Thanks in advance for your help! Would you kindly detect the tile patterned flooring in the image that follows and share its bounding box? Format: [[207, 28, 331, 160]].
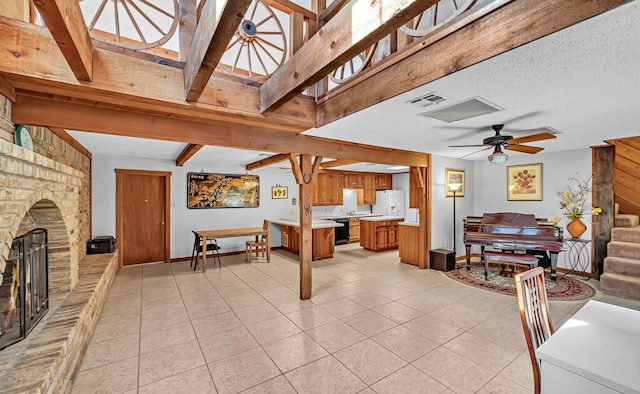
[[72, 244, 640, 394]]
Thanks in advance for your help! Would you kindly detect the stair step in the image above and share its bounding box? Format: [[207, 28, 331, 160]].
[[600, 272, 640, 300], [604, 256, 640, 277], [615, 214, 640, 228], [611, 226, 640, 243], [607, 241, 640, 260]]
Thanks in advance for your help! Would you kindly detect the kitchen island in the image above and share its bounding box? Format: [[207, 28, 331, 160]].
[[271, 218, 343, 260], [360, 216, 404, 251]]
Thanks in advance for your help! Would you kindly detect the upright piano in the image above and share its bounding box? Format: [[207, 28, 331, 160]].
[[463, 213, 563, 280]]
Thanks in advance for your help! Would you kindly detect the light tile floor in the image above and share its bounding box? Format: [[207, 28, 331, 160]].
[[72, 244, 640, 394]]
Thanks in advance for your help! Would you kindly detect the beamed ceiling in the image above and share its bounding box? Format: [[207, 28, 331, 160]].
[[1, 0, 637, 171]]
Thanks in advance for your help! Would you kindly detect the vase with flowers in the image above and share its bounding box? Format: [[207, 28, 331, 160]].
[[557, 175, 602, 238]]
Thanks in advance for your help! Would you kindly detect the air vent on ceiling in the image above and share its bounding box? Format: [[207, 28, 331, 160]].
[[418, 97, 504, 123], [406, 92, 447, 108]]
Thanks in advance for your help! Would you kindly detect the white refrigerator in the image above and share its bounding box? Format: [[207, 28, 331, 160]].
[[372, 190, 405, 217]]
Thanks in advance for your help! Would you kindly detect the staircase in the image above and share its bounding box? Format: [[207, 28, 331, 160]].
[[601, 207, 640, 299]]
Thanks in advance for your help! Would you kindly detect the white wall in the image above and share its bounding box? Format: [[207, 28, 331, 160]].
[[471, 148, 593, 269], [92, 154, 299, 258], [430, 156, 476, 255]]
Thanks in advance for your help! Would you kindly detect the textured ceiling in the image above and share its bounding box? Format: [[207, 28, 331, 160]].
[[69, 1, 640, 172]]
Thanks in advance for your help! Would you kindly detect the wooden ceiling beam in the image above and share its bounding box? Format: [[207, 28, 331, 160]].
[[48, 126, 91, 158], [0, 16, 315, 131], [317, 0, 628, 126], [32, 0, 93, 81], [260, 0, 436, 112], [246, 153, 290, 170], [0, 74, 16, 102], [184, 0, 252, 102], [263, 0, 316, 20], [12, 94, 430, 167], [176, 143, 204, 166], [320, 159, 359, 168]]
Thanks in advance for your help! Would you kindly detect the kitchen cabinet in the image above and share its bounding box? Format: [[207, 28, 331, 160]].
[[360, 219, 402, 251], [313, 172, 344, 206], [329, 173, 344, 205], [343, 172, 365, 189], [278, 224, 335, 260], [349, 217, 360, 243], [375, 174, 392, 190], [313, 172, 330, 205]]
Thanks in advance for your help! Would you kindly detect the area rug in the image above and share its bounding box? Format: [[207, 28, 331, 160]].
[[445, 263, 595, 301]]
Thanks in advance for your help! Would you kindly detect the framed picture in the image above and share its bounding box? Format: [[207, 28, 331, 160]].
[[271, 186, 288, 199], [187, 172, 259, 209], [445, 168, 465, 197], [507, 163, 543, 201]]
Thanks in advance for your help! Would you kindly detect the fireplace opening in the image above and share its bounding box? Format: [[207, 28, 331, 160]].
[[0, 229, 49, 350]]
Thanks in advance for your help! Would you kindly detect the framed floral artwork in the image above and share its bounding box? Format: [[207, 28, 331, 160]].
[[271, 186, 288, 199], [445, 168, 465, 197], [507, 163, 543, 201]]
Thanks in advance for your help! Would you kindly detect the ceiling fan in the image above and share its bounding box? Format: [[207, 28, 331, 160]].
[[449, 124, 556, 163]]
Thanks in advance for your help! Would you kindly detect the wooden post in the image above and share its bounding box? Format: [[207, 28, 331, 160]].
[[592, 145, 614, 278], [289, 154, 322, 299], [179, 0, 196, 62], [411, 162, 431, 269]]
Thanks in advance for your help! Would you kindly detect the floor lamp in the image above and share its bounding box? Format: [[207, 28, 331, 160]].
[[448, 183, 463, 255]]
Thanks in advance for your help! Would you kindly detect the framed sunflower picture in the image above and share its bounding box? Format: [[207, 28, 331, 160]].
[[271, 186, 288, 199], [507, 163, 543, 201]]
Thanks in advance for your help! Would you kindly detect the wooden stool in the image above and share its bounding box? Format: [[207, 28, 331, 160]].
[[483, 251, 539, 280]]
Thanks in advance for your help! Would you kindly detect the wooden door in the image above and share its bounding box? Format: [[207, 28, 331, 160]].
[[116, 169, 171, 266]]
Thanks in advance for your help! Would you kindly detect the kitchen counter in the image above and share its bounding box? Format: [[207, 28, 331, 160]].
[[314, 213, 381, 220], [399, 222, 419, 227], [271, 218, 344, 229], [274, 220, 338, 260], [360, 216, 404, 222]]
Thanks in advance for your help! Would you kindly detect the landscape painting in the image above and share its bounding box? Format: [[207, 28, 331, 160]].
[[187, 173, 260, 209]]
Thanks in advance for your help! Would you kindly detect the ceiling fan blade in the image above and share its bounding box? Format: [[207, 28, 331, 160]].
[[448, 144, 487, 148], [499, 110, 544, 125], [508, 132, 556, 145], [505, 144, 544, 154], [458, 146, 493, 159]]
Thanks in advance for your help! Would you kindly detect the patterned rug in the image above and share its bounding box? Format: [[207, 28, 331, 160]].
[[445, 263, 595, 301]]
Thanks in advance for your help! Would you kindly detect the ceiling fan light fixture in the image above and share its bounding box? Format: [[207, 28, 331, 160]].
[[488, 151, 508, 164]]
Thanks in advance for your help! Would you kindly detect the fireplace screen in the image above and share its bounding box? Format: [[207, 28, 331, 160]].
[[0, 228, 49, 350]]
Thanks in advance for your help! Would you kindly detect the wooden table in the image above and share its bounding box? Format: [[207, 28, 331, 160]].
[[195, 227, 270, 272], [536, 300, 640, 393]]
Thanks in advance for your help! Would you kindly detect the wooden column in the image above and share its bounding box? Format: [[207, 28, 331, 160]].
[[289, 153, 322, 299], [411, 162, 430, 269], [592, 145, 615, 278], [179, 0, 196, 62]]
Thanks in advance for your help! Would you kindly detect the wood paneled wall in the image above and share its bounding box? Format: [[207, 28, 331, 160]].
[[611, 137, 640, 216]]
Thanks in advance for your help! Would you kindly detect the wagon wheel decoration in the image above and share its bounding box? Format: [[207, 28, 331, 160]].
[[219, 0, 287, 81], [329, 42, 378, 84], [79, 0, 179, 50], [400, 0, 476, 37]]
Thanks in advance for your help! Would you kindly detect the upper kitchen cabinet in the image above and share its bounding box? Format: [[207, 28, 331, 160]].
[[375, 174, 392, 190]]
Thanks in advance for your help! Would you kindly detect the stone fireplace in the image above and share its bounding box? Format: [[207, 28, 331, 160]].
[[0, 95, 109, 392]]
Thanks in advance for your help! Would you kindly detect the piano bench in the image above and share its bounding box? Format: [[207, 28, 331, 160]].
[[483, 252, 539, 280]]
